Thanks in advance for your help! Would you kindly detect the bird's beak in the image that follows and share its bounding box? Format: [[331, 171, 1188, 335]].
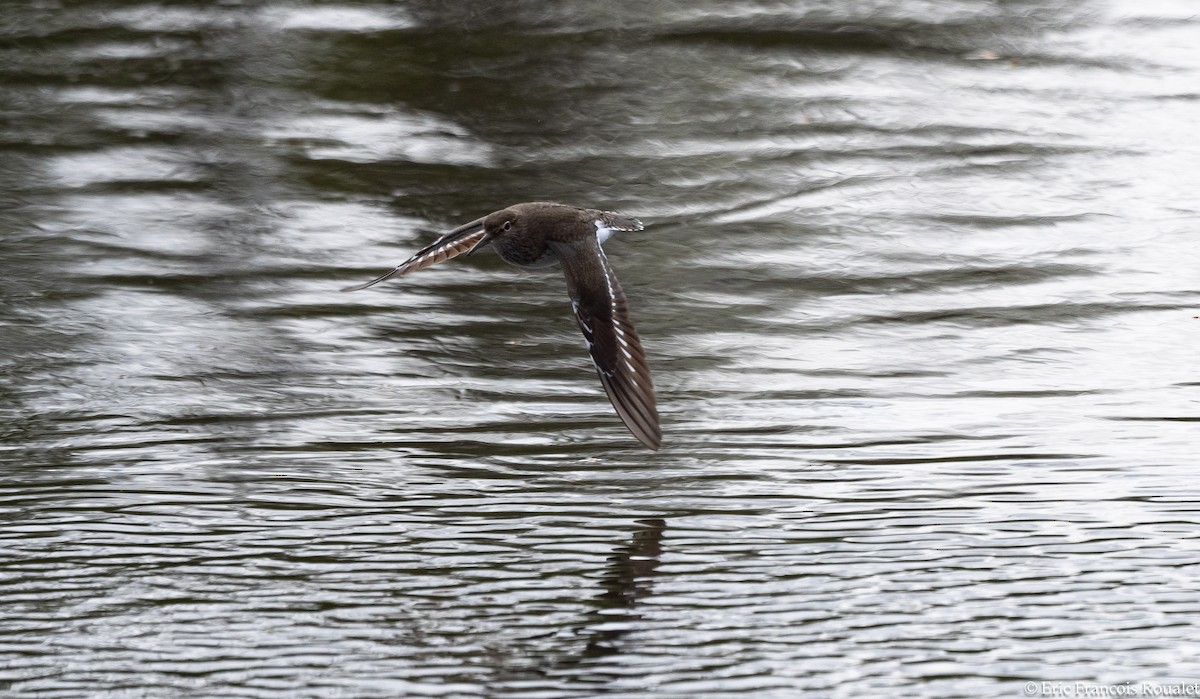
[[464, 230, 493, 256]]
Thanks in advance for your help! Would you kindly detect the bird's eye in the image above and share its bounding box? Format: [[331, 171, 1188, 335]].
[[502, 220, 513, 232]]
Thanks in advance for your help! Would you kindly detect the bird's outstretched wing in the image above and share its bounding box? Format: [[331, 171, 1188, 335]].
[[553, 235, 661, 450], [341, 216, 488, 292]]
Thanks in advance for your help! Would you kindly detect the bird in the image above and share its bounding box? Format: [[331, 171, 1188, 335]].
[[342, 202, 662, 450]]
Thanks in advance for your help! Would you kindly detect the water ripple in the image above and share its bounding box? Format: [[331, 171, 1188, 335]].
[[4, 0, 1200, 696]]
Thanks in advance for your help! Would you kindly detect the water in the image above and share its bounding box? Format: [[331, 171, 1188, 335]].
[[2, 1, 1199, 696]]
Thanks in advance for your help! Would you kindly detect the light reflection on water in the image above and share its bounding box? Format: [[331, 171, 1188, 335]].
[[2, 0, 1200, 696]]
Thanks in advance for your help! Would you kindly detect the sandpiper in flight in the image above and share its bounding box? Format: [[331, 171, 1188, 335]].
[[342, 202, 662, 450]]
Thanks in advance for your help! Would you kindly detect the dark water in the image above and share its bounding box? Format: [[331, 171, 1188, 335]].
[[3, 1, 1199, 696]]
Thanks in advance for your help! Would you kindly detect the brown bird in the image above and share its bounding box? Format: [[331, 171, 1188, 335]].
[[343, 202, 661, 450]]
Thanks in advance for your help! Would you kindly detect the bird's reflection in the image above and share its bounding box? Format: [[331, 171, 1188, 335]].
[[519, 517, 668, 688], [580, 517, 667, 658]]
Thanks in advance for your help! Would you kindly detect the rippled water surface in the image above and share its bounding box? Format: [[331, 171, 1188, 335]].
[[3, 1, 1199, 696]]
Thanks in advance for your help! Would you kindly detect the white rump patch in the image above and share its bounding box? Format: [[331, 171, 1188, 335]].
[[594, 220, 615, 245]]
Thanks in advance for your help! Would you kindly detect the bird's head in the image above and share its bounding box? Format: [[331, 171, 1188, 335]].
[[481, 209, 518, 242]]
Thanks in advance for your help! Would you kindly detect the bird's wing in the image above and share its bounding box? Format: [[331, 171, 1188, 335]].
[[597, 211, 645, 233], [553, 235, 661, 450], [341, 216, 488, 292]]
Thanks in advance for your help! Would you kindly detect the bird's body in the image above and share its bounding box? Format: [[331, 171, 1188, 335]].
[[343, 202, 661, 450]]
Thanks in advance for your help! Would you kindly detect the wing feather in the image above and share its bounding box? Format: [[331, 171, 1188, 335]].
[[554, 236, 661, 450], [341, 217, 487, 292]]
